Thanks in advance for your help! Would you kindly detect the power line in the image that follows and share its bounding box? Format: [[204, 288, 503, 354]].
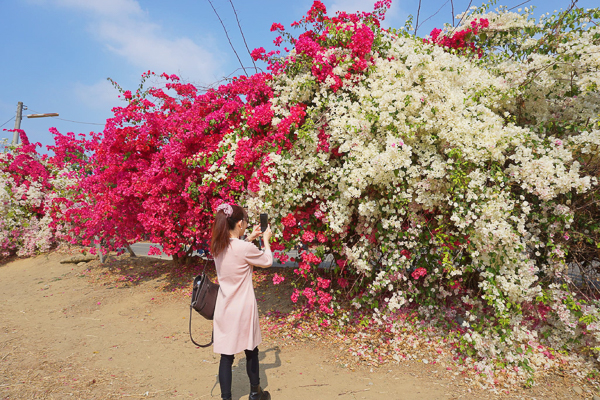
[[207, 0, 248, 77], [417, 0, 451, 32], [508, 0, 532, 11], [0, 116, 15, 128], [53, 117, 104, 126], [228, 0, 257, 74], [28, 108, 104, 126]]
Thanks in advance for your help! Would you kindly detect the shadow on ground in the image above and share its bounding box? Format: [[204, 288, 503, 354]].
[[78, 253, 297, 315]]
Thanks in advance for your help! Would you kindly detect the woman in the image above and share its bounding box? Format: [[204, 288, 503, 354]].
[[211, 203, 273, 400]]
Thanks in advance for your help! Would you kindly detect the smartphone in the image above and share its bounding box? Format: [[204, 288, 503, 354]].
[[260, 213, 268, 232]]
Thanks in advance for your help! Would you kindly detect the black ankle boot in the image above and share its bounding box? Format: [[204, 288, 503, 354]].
[[249, 385, 271, 400]]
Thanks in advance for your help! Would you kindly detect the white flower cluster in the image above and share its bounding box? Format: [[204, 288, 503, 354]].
[[257, 7, 598, 376], [0, 154, 74, 258], [207, 5, 600, 379]]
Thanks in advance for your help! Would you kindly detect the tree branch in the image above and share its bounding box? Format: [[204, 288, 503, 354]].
[[414, 0, 422, 36]]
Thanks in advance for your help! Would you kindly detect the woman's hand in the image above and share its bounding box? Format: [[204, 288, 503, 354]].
[[263, 226, 272, 243], [246, 225, 263, 242]]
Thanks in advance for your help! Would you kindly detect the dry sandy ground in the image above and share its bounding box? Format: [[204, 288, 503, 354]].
[[0, 252, 594, 399]]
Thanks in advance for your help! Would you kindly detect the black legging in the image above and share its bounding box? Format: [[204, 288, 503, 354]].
[[219, 347, 260, 399]]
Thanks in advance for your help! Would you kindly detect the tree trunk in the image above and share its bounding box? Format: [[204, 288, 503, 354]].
[[125, 244, 136, 257], [94, 236, 105, 263]]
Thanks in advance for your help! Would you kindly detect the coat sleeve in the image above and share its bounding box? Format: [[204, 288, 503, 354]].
[[244, 242, 273, 268]]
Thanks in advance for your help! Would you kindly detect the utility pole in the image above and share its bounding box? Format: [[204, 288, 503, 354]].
[[7, 103, 58, 149], [11, 102, 24, 146]]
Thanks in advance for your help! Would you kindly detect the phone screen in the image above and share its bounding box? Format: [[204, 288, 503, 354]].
[[260, 213, 268, 232]]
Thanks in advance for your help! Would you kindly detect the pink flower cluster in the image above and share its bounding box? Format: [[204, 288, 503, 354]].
[[7, 0, 390, 315], [428, 18, 489, 57], [301, 251, 322, 265], [254, 0, 385, 93], [52, 70, 291, 259], [270, 22, 285, 32], [316, 277, 330, 289], [282, 213, 297, 227], [0, 129, 88, 258], [411, 267, 428, 280], [275, 252, 290, 263], [337, 277, 349, 288], [148, 246, 162, 256], [291, 289, 300, 303], [302, 230, 315, 242], [272, 273, 285, 285]]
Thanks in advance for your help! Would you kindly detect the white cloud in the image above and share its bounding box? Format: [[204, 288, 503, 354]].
[[55, 0, 143, 18], [73, 79, 123, 111], [96, 20, 221, 83], [52, 0, 224, 84]]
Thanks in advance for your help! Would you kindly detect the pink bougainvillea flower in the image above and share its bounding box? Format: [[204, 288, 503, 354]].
[[272, 273, 285, 285], [317, 232, 327, 243], [317, 277, 330, 289], [251, 47, 267, 61], [148, 246, 162, 256], [270, 22, 285, 32], [302, 230, 315, 243], [291, 289, 300, 303], [411, 267, 428, 280], [282, 213, 297, 227], [337, 278, 349, 288]]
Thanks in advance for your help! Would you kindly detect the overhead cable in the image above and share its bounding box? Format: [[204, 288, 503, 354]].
[[0, 116, 15, 128]]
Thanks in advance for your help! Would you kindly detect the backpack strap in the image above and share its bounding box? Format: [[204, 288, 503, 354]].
[[189, 303, 214, 348]]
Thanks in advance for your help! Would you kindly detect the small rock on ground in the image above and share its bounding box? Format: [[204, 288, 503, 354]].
[[60, 255, 97, 264]]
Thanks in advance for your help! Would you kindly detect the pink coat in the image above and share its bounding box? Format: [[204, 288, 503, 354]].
[[213, 238, 273, 355]]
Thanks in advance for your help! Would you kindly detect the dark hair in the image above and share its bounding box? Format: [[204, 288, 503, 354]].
[[210, 204, 248, 257]]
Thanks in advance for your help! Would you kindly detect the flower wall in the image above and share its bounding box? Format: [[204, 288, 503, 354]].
[[2, 0, 599, 384], [58, 72, 277, 260], [199, 1, 600, 380], [0, 131, 81, 259]]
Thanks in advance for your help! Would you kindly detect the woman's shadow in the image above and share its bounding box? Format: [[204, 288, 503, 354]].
[[211, 346, 282, 399]]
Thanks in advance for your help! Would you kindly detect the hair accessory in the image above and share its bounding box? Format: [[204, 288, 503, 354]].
[[216, 203, 233, 218]]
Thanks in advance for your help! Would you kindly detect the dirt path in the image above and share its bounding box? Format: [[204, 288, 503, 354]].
[[0, 252, 589, 399]]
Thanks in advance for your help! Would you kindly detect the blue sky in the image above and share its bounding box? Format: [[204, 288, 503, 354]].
[[1, 0, 595, 152]]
